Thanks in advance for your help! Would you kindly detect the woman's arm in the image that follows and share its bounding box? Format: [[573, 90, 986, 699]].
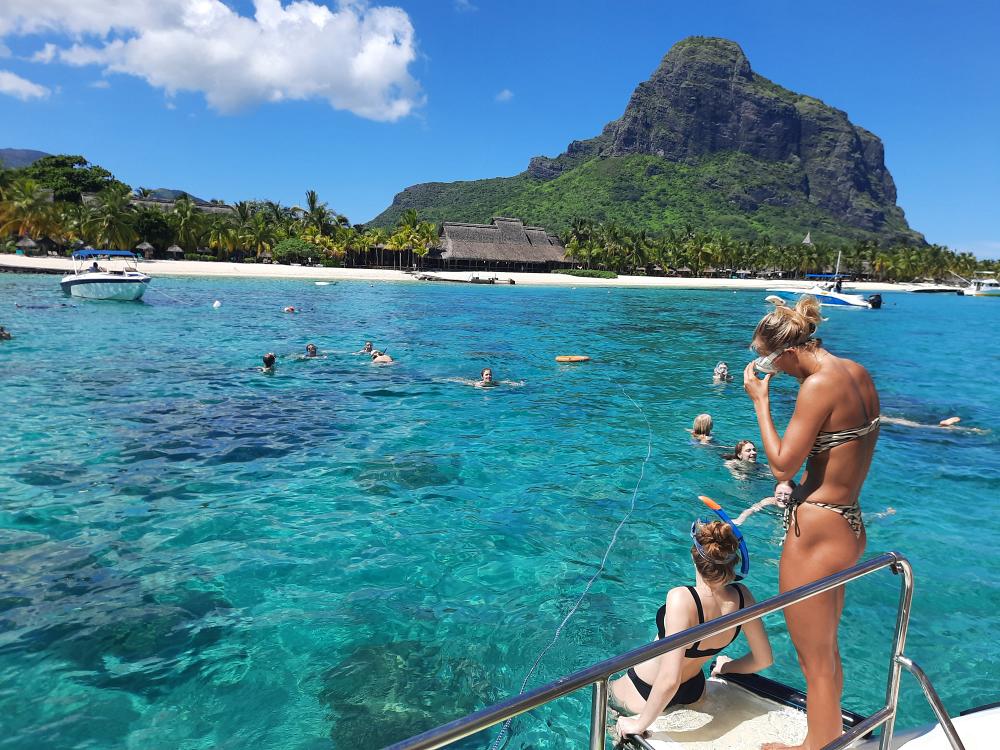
[[617, 588, 692, 735], [734, 497, 777, 525], [742, 363, 831, 481], [713, 585, 773, 675]]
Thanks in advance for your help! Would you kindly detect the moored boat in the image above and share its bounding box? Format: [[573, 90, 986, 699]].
[[766, 283, 881, 309], [959, 273, 1000, 297], [904, 280, 962, 294], [59, 250, 151, 301]]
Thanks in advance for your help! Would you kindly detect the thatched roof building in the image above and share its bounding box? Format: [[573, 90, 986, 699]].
[[435, 217, 568, 270]]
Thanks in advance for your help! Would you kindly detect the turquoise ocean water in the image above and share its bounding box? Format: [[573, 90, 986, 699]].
[[1, 273, 998, 749]]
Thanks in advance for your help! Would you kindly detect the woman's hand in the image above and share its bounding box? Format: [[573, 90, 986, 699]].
[[616, 715, 648, 738], [711, 655, 733, 678], [743, 361, 772, 403]]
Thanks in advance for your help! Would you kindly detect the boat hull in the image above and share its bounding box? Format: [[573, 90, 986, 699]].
[[60, 275, 150, 300], [767, 287, 873, 308]]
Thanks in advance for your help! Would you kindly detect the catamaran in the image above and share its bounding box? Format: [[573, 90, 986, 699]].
[[60, 249, 151, 301]]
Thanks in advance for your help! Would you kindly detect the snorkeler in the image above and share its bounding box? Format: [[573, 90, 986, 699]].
[[305, 343, 318, 358], [476, 368, 496, 388], [0, 326, 11, 341], [713, 362, 733, 382], [688, 413, 713, 444], [356, 341, 374, 355], [261, 352, 277, 372], [612, 504, 772, 739], [371, 350, 393, 364]]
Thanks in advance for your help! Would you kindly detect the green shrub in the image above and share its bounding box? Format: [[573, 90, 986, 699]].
[[243, 258, 257, 264], [271, 237, 314, 265], [551, 268, 618, 279]]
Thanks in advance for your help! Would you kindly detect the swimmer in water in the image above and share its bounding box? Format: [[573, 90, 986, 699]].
[[371, 350, 393, 364], [688, 413, 713, 444], [723, 440, 757, 463], [713, 362, 733, 383], [735, 480, 797, 525], [356, 341, 374, 355], [305, 343, 318, 358], [261, 352, 277, 373], [476, 368, 497, 388], [283, 306, 296, 313], [880, 415, 986, 433], [0, 326, 11, 341]]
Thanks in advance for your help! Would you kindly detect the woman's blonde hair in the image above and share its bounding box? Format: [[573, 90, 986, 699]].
[[691, 520, 741, 584], [692, 413, 713, 436], [752, 296, 823, 355]]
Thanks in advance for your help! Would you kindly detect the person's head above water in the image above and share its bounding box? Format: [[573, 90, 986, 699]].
[[262, 352, 276, 368], [692, 413, 713, 437], [480, 367, 493, 383], [774, 479, 796, 505], [362, 341, 373, 353], [305, 343, 318, 357], [690, 519, 742, 584], [731, 439, 757, 462], [751, 296, 823, 376], [714, 362, 730, 378]]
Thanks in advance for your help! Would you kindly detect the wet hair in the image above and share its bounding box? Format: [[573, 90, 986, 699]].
[[306, 343, 317, 352], [775, 479, 797, 492], [723, 439, 756, 461], [262, 353, 276, 367], [690, 520, 741, 584], [751, 296, 823, 355], [692, 413, 713, 436], [481, 368, 492, 378]]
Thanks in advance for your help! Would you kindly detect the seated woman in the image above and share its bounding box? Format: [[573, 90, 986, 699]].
[[713, 362, 733, 382], [612, 519, 773, 738], [688, 413, 714, 444], [735, 480, 796, 525]]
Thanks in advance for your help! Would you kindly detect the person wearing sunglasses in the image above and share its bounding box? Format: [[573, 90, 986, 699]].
[[743, 295, 879, 750], [612, 513, 773, 739]]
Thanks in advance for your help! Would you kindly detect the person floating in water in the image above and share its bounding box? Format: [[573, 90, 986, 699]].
[[0, 326, 11, 341], [283, 306, 296, 313], [713, 362, 733, 382], [611, 518, 773, 739], [880, 415, 986, 434], [261, 352, 277, 373], [688, 413, 713, 444], [356, 341, 374, 355], [476, 368, 497, 388], [370, 350, 393, 364], [305, 343, 318, 358], [723, 439, 757, 463], [735, 480, 797, 525]]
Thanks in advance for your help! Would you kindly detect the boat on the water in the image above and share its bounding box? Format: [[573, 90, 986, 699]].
[[387, 552, 992, 750], [903, 280, 963, 294], [766, 282, 881, 309], [960, 273, 1000, 297], [60, 250, 151, 301]]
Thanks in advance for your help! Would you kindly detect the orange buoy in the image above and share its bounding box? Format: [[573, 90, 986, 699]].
[[555, 355, 591, 363]]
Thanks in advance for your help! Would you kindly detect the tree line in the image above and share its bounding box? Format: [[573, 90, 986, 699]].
[[2, 155, 996, 281]]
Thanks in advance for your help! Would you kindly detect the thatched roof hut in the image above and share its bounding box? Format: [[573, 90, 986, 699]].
[[437, 218, 567, 269]]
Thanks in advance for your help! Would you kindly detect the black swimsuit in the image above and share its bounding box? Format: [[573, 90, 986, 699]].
[[627, 584, 745, 705]]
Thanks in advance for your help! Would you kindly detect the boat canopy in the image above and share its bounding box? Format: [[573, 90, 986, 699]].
[[72, 250, 137, 259]]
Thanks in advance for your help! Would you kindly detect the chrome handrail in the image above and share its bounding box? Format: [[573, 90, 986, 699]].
[[386, 552, 948, 750]]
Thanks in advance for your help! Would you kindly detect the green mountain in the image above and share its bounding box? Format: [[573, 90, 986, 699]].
[[0, 148, 50, 169], [371, 37, 923, 245]]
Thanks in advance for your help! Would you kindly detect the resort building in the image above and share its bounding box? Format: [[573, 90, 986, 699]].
[[428, 217, 570, 272]]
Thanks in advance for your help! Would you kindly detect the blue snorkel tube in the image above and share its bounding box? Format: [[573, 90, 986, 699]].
[[691, 495, 750, 580]]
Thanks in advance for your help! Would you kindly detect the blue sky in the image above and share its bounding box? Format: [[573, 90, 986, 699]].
[[0, 0, 997, 256]]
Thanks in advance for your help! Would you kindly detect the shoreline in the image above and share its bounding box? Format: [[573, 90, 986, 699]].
[[0, 254, 909, 292]]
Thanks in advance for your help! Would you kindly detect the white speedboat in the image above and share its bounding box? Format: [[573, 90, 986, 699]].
[[960, 273, 1000, 297], [60, 250, 150, 301], [904, 281, 962, 294], [766, 282, 881, 309]]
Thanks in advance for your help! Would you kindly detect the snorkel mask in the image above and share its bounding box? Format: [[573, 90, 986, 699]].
[[752, 348, 786, 376], [690, 495, 750, 580]]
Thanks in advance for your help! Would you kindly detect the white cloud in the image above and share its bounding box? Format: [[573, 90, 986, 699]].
[[0, 69, 50, 99], [495, 88, 513, 102], [0, 42, 10, 58], [0, 0, 423, 121], [31, 43, 57, 63], [454, 0, 477, 11], [89, 79, 110, 89]]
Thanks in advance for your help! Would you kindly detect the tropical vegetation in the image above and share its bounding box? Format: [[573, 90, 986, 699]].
[[1, 154, 997, 282]]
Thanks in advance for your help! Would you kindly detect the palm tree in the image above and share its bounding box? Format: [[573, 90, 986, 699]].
[[170, 196, 206, 251], [0, 177, 53, 239], [295, 190, 334, 236], [239, 213, 274, 259], [84, 184, 137, 249]]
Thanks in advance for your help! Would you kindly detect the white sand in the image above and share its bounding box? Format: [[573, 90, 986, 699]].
[[0, 254, 903, 292]]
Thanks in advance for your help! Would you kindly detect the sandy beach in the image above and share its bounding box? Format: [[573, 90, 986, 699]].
[[0, 254, 906, 292]]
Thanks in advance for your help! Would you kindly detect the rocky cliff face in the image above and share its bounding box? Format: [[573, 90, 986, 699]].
[[373, 37, 921, 244]]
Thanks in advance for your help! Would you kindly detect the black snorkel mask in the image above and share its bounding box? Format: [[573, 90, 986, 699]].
[[690, 495, 750, 581]]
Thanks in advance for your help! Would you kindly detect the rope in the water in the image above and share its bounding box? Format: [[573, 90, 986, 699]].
[[145, 287, 188, 305], [488, 383, 653, 750]]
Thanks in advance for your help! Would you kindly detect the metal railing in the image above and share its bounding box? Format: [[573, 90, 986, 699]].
[[386, 552, 964, 750]]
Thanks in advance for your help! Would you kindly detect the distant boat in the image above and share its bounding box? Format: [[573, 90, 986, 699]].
[[768, 249, 880, 308], [60, 250, 150, 301], [960, 272, 1000, 297], [903, 281, 962, 294]]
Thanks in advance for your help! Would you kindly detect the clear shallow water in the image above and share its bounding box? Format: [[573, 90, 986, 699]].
[[1, 274, 998, 749]]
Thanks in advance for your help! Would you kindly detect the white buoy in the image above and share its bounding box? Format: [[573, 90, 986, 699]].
[[212, 300, 222, 308], [315, 281, 330, 286]]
